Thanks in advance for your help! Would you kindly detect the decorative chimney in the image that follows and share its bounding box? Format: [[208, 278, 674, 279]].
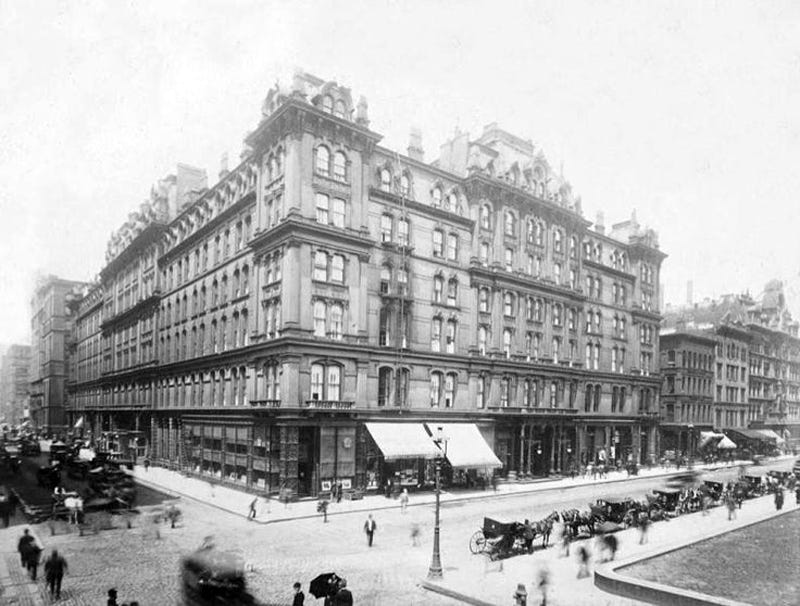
[[356, 95, 369, 127], [595, 212, 605, 235], [407, 127, 424, 162], [219, 152, 229, 180]]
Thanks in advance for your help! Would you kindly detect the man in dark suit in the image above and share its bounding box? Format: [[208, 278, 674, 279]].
[[364, 514, 377, 547], [291, 581, 304, 606], [331, 578, 353, 606]]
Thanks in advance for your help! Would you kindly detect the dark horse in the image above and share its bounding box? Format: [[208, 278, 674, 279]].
[[532, 511, 560, 548]]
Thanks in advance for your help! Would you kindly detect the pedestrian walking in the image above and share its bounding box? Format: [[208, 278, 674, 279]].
[[331, 577, 353, 606], [292, 581, 305, 606], [364, 513, 377, 547], [599, 534, 618, 562], [774, 486, 784, 511], [795, 484, 800, 505], [335, 480, 343, 504], [410, 523, 420, 546], [638, 515, 650, 545], [107, 588, 119, 606], [143, 457, 150, 472], [248, 497, 258, 520], [399, 488, 409, 513], [43, 549, 67, 600], [17, 528, 34, 567], [576, 545, 591, 579], [725, 491, 737, 521]]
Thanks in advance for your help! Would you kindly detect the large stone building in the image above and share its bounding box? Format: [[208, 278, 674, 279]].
[[29, 276, 89, 431], [662, 280, 800, 452], [0, 344, 31, 424], [68, 72, 665, 496]]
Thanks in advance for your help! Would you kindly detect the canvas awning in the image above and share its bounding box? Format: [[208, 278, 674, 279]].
[[365, 423, 441, 460], [730, 428, 773, 443], [754, 429, 783, 444], [717, 436, 737, 449], [699, 431, 725, 448], [428, 423, 502, 469]]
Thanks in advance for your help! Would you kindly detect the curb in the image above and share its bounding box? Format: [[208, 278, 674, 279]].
[[421, 580, 498, 606], [594, 502, 800, 606], [129, 458, 788, 525]]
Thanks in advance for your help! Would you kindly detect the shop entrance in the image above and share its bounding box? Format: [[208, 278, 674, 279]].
[[297, 426, 315, 496]]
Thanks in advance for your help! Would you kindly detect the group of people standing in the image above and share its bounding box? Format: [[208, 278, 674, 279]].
[[16, 528, 68, 600]]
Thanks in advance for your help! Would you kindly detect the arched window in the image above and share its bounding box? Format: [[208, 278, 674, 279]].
[[334, 99, 346, 119], [504, 211, 516, 236], [480, 205, 491, 229], [315, 146, 330, 176], [447, 278, 458, 306], [431, 317, 442, 352], [433, 275, 444, 303], [330, 303, 343, 340], [500, 377, 510, 407], [430, 372, 442, 407], [333, 151, 347, 181], [400, 173, 411, 197], [310, 362, 341, 401], [322, 95, 334, 113], [478, 325, 489, 355], [527, 219, 536, 243], [554, 229, 563, 253], [432, 187, 442, 206], [479, 242, 490, 266], [444, 373, 456, 407], [503, 292, 515, 317], [478, 288, 490, 313], [446, 192, 457, 211], [380, 167, 392, 190], [242, 266, 249, 294], [503, 328, 512, 358], [378, 367, 393, 407], [446, 319, 457, 353]]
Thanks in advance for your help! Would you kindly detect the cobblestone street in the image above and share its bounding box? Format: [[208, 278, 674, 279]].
[[1, 458, 793, 605]]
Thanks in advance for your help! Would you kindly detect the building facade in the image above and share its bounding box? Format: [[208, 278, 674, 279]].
[[68, 72, 665, 496], [0, 344, 31, 424], [658, 332, 716, 454], [662, 281, 800, 452], [29, 276, 89, 431]]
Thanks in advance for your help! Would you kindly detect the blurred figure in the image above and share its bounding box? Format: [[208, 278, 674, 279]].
[[331, 577, 352, 606], [399, 488, 409, 513], [725, 491, 737, 521], [410, 523, 421, 546], [774, 486, 784, 510], [638, 515, 650, 545], [535, 565, 550, 606], [576, 545, 591, 578]]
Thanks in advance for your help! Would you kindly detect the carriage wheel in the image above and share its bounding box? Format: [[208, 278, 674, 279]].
[[469, 531, 487, 554]]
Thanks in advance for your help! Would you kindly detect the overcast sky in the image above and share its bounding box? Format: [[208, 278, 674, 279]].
[[1, 0, 799, 344]]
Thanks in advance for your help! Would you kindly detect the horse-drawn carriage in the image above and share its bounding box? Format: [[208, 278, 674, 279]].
[[650, 489, 683, 514], [469, 517, 528, 560], [37, 463, 62, 488], [703, 480, 724, 501], [741, 475, 765, 498], [591, 497, 635, 524], [87, 466, 136, 507]]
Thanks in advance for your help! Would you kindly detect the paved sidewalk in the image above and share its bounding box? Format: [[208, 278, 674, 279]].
[[128, 458, 788, 524], [0, 528, 46, 606], [422, 493, 799, 606]]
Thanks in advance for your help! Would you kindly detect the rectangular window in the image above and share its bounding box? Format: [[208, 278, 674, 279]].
[[430, 374, 441, 407], [432, 230, 443, 257], [331, 198, 346, 228], [447, 233, 458, 261], [380, 215, 393, 243], [444, 374, 455, 407], [316, 193, 329, 224]]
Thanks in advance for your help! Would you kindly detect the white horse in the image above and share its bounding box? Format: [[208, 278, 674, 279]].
[[64, 496, 83, 524]]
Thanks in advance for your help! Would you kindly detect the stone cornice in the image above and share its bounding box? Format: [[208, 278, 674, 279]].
[[249, 212, 375, 257], [583, 259, 636, 282], [468, 263, 587, 303], [464, 173, 591, 231], [101, 292, 161, 332], [159, 191, 256, 267], [369, 186, 474, 228], [100, 222, 167, 281]]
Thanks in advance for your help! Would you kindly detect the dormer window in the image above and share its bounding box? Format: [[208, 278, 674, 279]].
[[432, 187, 442, 207], [334, 99, 346, 119], [322, 95, 334, 113], [380, 168, 392, 190]]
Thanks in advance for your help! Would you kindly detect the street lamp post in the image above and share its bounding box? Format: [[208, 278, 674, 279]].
[[428, 426, 448, 580]]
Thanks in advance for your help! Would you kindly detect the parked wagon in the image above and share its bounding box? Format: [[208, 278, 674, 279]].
[[703, 480, 724, 501], [742, 475, 765, 497], [652, 489, 682, 512], [592, 497, 635, 524], [469, 517, 528, 560]]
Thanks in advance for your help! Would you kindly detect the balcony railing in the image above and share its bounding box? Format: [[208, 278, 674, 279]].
[[487, 406, 579, 416], [250, 400, 282, 408], [304, 400, 355, 410]]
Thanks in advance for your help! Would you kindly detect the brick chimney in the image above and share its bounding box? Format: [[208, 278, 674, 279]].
[[595, 212, 605, 235], [407, 127, 424, 162]]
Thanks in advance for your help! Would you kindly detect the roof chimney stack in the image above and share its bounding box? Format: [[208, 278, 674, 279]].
[[219, 152, 229, 180], [687, 280, 694, 306], [595, 211, 605, 235], [407, 127, 424, 162]]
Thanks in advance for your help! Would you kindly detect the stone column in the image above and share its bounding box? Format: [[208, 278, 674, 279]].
[[549, 424, 556, 474], [518, 423, 525, 475]]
